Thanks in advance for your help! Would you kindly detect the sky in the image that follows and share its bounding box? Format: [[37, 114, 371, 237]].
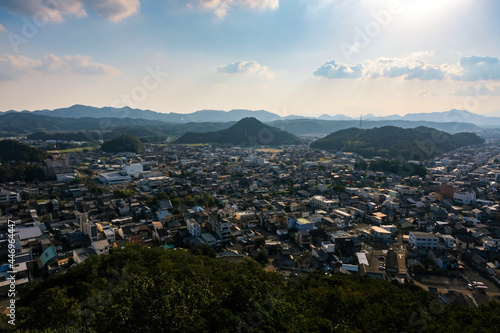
[[1, 0, 500, 117]]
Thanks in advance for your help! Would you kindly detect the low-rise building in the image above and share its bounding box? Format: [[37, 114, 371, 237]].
[[409, 231, 439, 250]]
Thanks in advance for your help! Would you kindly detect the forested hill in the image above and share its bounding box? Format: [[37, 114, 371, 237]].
[[0, 140, 48, 163], [7, 245, 500, 333], [310, 126, 484, 159], [100, 134, 144, 153], [176, 117, 301, 145]]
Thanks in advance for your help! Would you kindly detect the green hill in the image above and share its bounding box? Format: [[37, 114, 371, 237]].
[[9, 245, 500, 333], [0, 140, 48, 163], [100, 134, 144, 153], [310, 126, 484, 159], [176, 117, 300, 145]]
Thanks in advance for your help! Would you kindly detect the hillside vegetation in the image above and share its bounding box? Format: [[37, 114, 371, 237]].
[[310, 126, 484, 159], [100, 134, 144, 153], [6, 245, 500, 333], [176, 117, 300, 145], [0, 140, 48, 163]]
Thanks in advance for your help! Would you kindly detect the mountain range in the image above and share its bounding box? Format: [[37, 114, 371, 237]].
[[2, 105, 500, 127]]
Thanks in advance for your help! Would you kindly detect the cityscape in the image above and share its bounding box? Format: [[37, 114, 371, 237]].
[[1, 0, 500, 332]]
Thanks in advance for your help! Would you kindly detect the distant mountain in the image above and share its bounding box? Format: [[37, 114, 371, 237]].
[[363, 109, 500, 126], [310, 126, 484, 159], [318, 114, 354, 120], [30, 104, 167, 121], [3, 104, 500, 127], [0, 112, 163, 136], [175, 117, 300, 145], [3, 105, 282, 123]]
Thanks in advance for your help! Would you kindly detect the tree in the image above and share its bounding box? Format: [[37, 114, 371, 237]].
[[100, 134, 144, 153], [255, 249, 269, 265], [191, 244, 217, 258]]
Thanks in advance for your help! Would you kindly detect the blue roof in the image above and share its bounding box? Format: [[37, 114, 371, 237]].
[[41, 246, 57, 267]]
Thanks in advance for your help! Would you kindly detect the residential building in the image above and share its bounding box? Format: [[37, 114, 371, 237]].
[[409, 231, 439, 250]]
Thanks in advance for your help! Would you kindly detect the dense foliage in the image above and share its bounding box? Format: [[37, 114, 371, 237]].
[[366, 159, 428, 177], [271, 119, 478, 135], [176, 117, 301, 145], [0, 140, 48, 163], [310, 126, 484, 159], [100, 134, 144, 153], [0, 162, 45, 182], [7, 245, 500, 333], [25, 123, 236, 143]]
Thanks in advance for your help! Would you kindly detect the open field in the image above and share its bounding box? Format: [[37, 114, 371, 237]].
[[59, 147, 96, 153]]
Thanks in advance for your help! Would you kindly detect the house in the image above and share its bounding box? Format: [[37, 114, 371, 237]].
[[73, 247, 96, 264], [153, 228, 169, 243], [91, 239, 110, 255], [310, 195, 339, 210], [367, 226, 390, 242], [295, 230, 311, 247], [208, 212, 231, 244], [201, 232, 217, 246], [453, 192, 476, 205], [186, 218, 201, 237]]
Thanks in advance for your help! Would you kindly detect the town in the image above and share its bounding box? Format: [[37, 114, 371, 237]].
[[1, 138, 500, 310]]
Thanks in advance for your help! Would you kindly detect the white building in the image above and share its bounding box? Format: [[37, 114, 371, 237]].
[[98, 171, 131, 185], [395, 185, 418, 196], [186, 219, 201, 237], [96, 222, 116, 243], [409, 231, 439, 250], [79, 214, 98, 242], [91, 239, 110, 255], [124, 163, 144, 177], [310, 195, 339, 210], [380, 224, 397, 234], [371, 226, 392, 241], [441, 235, 455, 248], [0, 188, 20, 203], [453, 192, 476, 205]]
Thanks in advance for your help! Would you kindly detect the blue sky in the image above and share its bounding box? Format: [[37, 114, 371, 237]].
[[1, 0, 500, 117]]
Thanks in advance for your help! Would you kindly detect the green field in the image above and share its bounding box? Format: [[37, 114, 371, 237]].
[[59, 147, 96, 153]]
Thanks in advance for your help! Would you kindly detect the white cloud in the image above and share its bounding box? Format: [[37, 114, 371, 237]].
[[313, 60, 363, 79], [366, 55, 447, 81], [314, 53, 500, 82], [216, 60, 273, 78], [451, 56, 500, 81], [84, 0, 140, 22], [0, 24, 6, 32], [0, 53, 120, 81], [0, 0, 87, 22], [0, 54, 41, 80], [0, 0, 139, 22], [191, 0, 279, 17]]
